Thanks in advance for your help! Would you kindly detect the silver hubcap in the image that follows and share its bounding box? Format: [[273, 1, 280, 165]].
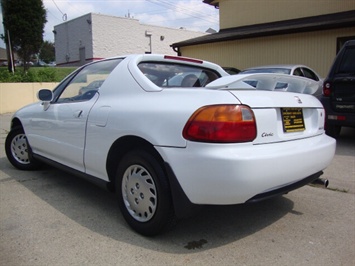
[[11, 133, 30, 164], [122, 164, 157, 222]]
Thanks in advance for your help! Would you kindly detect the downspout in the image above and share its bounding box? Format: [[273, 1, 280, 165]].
[[171, 45, 181, 56]]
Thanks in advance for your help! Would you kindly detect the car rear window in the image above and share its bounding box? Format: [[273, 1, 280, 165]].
[[138, 62, 221, 87], [337, 47, 355, 74]]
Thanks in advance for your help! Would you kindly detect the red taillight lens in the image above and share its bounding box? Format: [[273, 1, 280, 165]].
[[183, 105, 257, 143], [323, 82, 331, 97]]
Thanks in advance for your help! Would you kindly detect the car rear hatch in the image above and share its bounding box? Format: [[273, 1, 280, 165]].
[[326, 42, 355, 114], [329, 76, 355, 113], [207, 74, 325, 144]]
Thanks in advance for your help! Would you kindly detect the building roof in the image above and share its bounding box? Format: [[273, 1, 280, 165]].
[[202, 0, 219, 8], [171, 10, 355, 49]]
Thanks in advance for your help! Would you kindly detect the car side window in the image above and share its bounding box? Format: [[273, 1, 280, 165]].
[[302, 68, 319, 81], [138, 62, 221, 87], [293, 68, 304, 77], [56, 59, 122, 103]]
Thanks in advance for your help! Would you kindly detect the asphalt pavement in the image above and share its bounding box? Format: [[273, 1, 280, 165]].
[[0, 112, 354, 265]]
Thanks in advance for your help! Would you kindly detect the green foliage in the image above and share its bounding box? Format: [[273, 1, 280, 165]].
[[2, 0, 47, 70], [0, 67, 76, 82], [39, 41, 55, 63]]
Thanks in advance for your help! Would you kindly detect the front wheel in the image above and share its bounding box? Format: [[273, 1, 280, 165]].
[[5, 127, 40, 170], [116, 149, 175, 236]]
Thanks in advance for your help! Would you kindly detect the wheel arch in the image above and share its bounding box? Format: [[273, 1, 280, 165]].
[[106, 135, 164, 189], [10, 117, 23, 130], [5, 120, 41, 170], [106, 135, 198, 219]]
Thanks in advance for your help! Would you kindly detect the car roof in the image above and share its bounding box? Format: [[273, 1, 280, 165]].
[[88, 54, 228, 74], [344, 40, 355, 46], [243, 64, 308, 70]]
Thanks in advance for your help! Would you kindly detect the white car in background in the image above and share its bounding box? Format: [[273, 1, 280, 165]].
[[5, 54, 335, 236], [239, 64, 323, 98]]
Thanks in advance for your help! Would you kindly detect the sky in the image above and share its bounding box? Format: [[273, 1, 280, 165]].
[[0, 0, 219, 49]]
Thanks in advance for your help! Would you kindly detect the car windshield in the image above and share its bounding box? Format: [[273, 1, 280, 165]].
[[241, 68, 291, 74], [138, 62, 221, 87]]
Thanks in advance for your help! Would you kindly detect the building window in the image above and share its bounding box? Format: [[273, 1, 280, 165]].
[[336, 36, 355, 54]]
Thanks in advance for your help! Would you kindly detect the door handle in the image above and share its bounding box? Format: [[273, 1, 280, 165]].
[[74, 110, 83, 118]]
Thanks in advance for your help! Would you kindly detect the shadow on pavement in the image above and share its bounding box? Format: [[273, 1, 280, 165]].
[[335, 127, 355, 157], [0, 157, 294, 253]]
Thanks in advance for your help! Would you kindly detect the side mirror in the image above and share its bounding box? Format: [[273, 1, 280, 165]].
[[37, 89, 53, 110], [37, 89, 53, 101]]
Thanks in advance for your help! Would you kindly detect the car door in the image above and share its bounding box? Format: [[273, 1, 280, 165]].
[[28, 59, 121, 172]]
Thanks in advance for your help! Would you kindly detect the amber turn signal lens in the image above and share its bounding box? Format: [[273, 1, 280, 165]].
[[183, 105, 257, 143]]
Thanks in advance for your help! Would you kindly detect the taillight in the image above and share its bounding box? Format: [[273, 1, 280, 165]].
[[183, 105, 257, 143], [323, 82, 331, 97]]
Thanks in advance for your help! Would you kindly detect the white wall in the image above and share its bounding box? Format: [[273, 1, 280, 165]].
[[54, 13, 94, 66], [0, 83, 58, 114], [54, 13, 206, 66]]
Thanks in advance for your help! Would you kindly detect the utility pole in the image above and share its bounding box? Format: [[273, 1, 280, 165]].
[[1, 0, 14, 73], [7, 30, 14, 73]]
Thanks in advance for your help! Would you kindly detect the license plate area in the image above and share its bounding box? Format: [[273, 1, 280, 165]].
[[281, 108, 305, 133]]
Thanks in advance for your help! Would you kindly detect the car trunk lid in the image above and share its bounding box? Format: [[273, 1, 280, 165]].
[[207, 74, 325, 144]]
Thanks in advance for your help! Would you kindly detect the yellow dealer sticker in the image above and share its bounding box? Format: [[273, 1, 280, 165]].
[[281, 108, 305, 133]]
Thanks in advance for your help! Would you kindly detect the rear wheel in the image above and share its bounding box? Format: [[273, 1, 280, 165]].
[[5, 127, 40, 170], [116, 149, 174, 236]]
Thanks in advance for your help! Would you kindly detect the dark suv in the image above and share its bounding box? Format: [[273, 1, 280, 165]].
[[321, 40, 355, 138]]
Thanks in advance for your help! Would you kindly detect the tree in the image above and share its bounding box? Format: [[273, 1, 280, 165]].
[[1, 0, 47, 71], [39, 41, 55, 64]]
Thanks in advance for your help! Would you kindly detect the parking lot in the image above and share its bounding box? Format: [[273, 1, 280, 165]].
[[0, 112, 354, 265]]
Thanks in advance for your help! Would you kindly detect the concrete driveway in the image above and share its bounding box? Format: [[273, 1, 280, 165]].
[[0, 112, 354, 265]]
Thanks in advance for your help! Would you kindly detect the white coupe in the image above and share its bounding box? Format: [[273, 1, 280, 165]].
[[5, 54, 335, 236]]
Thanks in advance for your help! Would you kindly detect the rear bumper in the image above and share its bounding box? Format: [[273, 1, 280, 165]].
[[246, 171, 323, 203], [157, 134, 336, 205]]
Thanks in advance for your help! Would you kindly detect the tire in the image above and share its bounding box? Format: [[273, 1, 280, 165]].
[[116, 149, 175, 236], [5, 126, 40, 170], [325, 125, 341, 139]]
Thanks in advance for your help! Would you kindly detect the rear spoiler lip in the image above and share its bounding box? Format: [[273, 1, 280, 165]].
[[206, 73, 319, 95]]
